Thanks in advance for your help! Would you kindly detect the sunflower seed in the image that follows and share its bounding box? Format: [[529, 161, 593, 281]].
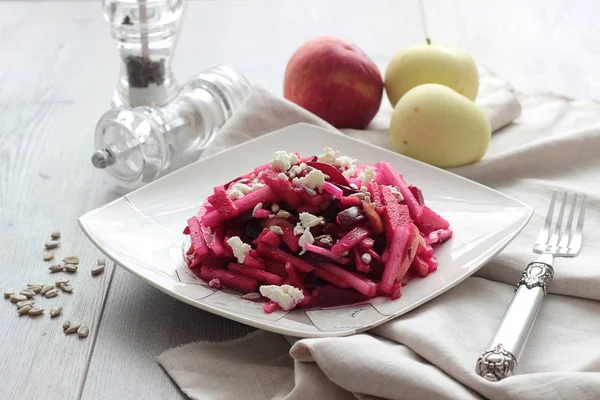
[[241, 292, 262, 301], [305, 188, 317, 197], [64, 264, 78, 273], [60, 285, 73, 293], [50, 231, 61, 239], [62, 321, 71, 331], [349, 192, 366, 199], [91, 265, 105, 276], [270, 204, 280, 213], [65, 324, 80, 334], [50, 306, 63, 317], [28, 307, 44, 316], [251, 202, 263, 217], [19, 306, 32, 315], [43, 252, 54, 261], [40, 284, 54, 296], [27, 283, 44, 288], [28, 285, 42, 294], [364, 196, 371, 204], [55, 279, 70, 286], [349, 183, 359, 190], [19, 289, 35, 298], [62, 255, 79, 264], [276, 210, 291, 219], [97, 258, 106, 266], [44, 241, 60, 250], [77, 326, 89, 338], [4, 288, 14, 299], [269, 226, 284, 236], [44, 289, 58, 298], [360, 186, 369, 193], [49, 264, 64, 273], [16, 300, 35, 308], [361, 253, 372, 264], [10, 294, 27, 303], [342, 251, 349, 257]]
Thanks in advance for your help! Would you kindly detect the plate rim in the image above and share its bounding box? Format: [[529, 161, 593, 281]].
[[78, 123, 534, 337]]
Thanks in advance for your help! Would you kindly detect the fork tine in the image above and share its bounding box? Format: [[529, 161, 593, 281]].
[[558, 193, 577, 249], [535, 190, 556, 246], [547, 191, 567, 246], [569, 195, 586, 253]]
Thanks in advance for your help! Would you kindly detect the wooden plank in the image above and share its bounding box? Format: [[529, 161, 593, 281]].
[[80, 1, 425, 398], [0, 2, 119, 399], [422, 0, 600, 100]]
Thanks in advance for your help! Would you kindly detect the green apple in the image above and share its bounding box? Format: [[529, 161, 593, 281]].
[[390, 83, 490, 168], [385, 41, 479, 106]]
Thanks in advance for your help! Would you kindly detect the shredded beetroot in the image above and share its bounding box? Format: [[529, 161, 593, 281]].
[[184, 150, 452, 312]]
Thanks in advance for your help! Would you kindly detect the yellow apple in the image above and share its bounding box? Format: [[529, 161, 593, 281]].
[[390, 83, 490, 168], [385, 41, 479, 106]]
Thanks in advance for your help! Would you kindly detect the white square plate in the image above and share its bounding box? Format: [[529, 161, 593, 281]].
[[79, 123, 533, 338]]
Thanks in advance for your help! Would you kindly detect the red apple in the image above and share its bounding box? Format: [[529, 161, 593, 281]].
[[283, 36, 383, 129]]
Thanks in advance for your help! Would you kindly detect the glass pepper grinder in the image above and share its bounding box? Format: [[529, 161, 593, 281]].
[[102, 0, 184, 107], [91, 65, 251, 189]]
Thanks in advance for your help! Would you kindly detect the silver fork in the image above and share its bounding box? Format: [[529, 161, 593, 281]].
[[475, 190, 586, 381]]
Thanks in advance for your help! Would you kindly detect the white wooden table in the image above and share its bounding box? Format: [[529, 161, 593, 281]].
[[1, 1, 598, 398]]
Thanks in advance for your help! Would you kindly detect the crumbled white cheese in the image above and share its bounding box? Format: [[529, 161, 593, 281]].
[[226, 187, 244, 200], [361, 253, 372, 264], [271, 203, 280, 213], [358, 166, 376, 186], [259, 284, 305, 311], [389, 186, 404, 201], [342, 166, 357, 178], [317, 147, 338, 165], [270, 150, 299, 172], [298, 228, 314, 254], [299, 212, 323, 228], [226, 180, 265, 200], [288, 163, 307, 178], [252, 202, 263, 217], [277, 210, 291, 219], [335, 155, 356, 169], [278, 172, 289, 180], [293, 169, 325, 191], [269, 226, 284, 236], [226, 236, 251, 264], [293, 223, 305, 236]]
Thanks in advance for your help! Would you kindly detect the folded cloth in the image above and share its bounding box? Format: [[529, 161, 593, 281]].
[[158, 69, 600, 400]]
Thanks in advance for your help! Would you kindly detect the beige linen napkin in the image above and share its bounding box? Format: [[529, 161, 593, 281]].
[[158, 71, 600, 399]]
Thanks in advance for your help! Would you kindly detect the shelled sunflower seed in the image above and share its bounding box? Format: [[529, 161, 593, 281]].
[[77, 326, 89, 338], [28, 307, 44, 316], [16, 300, 35, 309], [59, 285, 73, 293], [55, 279, 69, 287], [4, 288, 15, 299], [27, 283, 44, 288], [65, 324, 80, 334], [49, 264, 64, 273], [19, 289, 35, 298], [50, 306, 63, 318], [62, 255, 79, 265], [18, 306, 32, 315], [44, 289, 58, 299], [241, 292, 262, 301], [10, 294, 27, 303], [40, 284, 54, 296], [64, 264, 78, 273], [62, 321, 71, 331], [50, 231, 61, 240], [43, 252, 54, 261], [28, 285, 42, 294], [44, 241, 60, 250], [91, 265, 105, 276]]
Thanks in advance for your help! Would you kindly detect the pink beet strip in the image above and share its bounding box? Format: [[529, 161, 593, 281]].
[[426, 255, 439, 273], [253, 209, 272, 219], [303, 243, 351, 265], [313, 261, 377, 297], [256, 243, 315, 273], [398, 226, 421, 281], [312, 285, 368, 307], [187, 217, 210, 257], [296, 204, 320, 214], [300, 192, 327, 206], [262, 169, 302, 208], [380, 226, 411, 294], [331, 226, 371, 256], [312, 268, 351, 289], [285, 261, 305, 291], [305, 162, 349, 186], [425, 228, 454, 245], [323, 182, 344, 199], [243, 254, 267, 270], [412, 256, 430, 277], [227, 263, 284, 285], [207, 188, 239, 219], [263, 301, 280, 314], [253, 162, 271, 175], [391, 281, 403, 300], [353, 247, 371, 273], [253, 229, 282, 248], [211, 225, 226, 256], [202, 186, 279, 227], [376, 162, 421, 220], [339, 196, 362, 208], [199, 265, 258, 293], [265, 260, 287, 277]]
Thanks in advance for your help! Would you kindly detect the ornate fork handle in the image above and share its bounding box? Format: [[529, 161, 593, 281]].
[[475, 256, 554, 381]]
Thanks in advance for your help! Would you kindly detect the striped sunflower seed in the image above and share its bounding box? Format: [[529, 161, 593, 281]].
[[49, 264, 64, 273], [77, 326, 89, 338], [241, 292, 262, 301], [349, 192, 366, 200], [43, 252, 54, 261], [10, 294, 27, 303], [19, 289, 35, 298], [276, 210, 291, 219], [28, 285, 42, 294], [55, 280, 70, 287], [18, 306, 32, 315], [44, 241, 60, 250], [62, 255, 79, 264], [50, 306, 63, 317], [62, 321, 71, 331], [44, 289, 58, 298], [16, 300, 35, 309], [50, 231, 61, 239], [64, 264, 78, 273], [3, 288, 14, 299], [40, 284, 54, 296], [28, 307, 44, 316], [27, 283, 44, 287], [268, 226, 284, 236], [65, 324, 80, 334], [91, 265, 105, 276], [60, 285, 73, 293]]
